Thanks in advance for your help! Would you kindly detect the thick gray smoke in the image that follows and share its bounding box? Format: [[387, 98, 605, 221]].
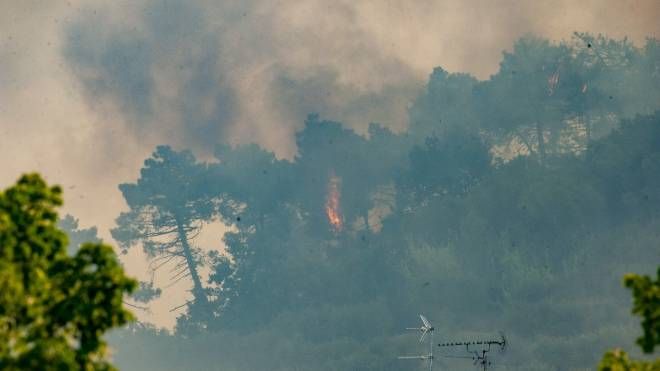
[[1, 0, 658, 328], [61, 0, 660, 158], [63, 0, 421, 157]]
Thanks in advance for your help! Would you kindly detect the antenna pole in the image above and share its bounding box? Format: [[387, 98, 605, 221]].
[[437, 334, 507, 370], [399, 314, 434, 371], [429, 329, 434, 371]]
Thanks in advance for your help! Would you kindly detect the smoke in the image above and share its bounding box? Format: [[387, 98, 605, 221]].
[[64, 1, 233, 150], [1, 0, 659, 327], [62, 0, 423, 158], [59, 0, 660, 157]]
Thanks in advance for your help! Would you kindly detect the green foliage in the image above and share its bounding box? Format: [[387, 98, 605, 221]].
[[0, 174, 136, 370], [625, 269, 660, 353], [599, 349, 660, 371], [597, 269, 660, 370]]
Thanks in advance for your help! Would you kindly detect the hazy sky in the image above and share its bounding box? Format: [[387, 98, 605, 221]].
[[1, 0, 659, 328]]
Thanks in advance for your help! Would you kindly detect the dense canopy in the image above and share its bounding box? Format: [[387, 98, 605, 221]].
[[103, 34, 660, 370]]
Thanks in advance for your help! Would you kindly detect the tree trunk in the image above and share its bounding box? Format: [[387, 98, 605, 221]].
[[584, 114, 591, 147], [515, 130, 535, 156], [175, 216, 207, 306], [535, 121, 546, 163]]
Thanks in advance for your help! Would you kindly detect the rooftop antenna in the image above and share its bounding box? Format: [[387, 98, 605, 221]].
[[398, 314, 435, 371], [438, 332, 507, 371]]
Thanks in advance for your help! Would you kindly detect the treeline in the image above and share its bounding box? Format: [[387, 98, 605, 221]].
[[108, 34, 660, 370]]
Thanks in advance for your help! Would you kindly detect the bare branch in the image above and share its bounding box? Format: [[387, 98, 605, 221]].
[[123, 300, 151, 312], [164, 272, 192, 289], [149, 255, 179, 273], [169, 300, 193, 313]]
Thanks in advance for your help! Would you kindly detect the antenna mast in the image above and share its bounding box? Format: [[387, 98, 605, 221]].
[[398, 314, 435, 371], [437, 332, 507, 371]]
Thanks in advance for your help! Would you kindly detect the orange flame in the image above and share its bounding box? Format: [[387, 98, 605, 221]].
[[325, 173, 343, 232]]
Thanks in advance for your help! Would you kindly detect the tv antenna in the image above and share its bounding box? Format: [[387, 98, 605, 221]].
[[398, 314, 435, 371], [438, 332, 507, 371]]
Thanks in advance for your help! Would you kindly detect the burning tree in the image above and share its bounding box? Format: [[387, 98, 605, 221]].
[[293, 115, 375, 237], [325, 172, 343, 233]]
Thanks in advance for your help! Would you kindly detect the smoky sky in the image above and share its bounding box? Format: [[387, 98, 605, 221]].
[[1, 0, 659, 327], [65, 1, 237, 150], [62, 0, 421, 156], [60, 0, 660, 157]]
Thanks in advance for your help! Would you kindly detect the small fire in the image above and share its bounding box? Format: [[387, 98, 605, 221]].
[[325, 173, 343, 232]]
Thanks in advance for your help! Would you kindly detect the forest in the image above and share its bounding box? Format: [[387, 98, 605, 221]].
[[51, 33, 655, 370]]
